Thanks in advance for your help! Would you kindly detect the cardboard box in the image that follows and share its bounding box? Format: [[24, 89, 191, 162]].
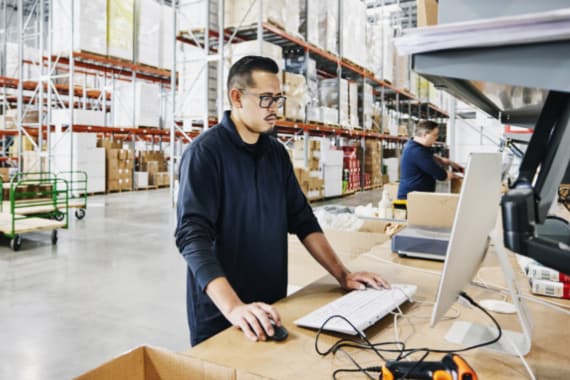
[[76, 345, 267, 380], [417, 0, 438, 27], [451, 177, 463, 194], [407, 192, 459, 229], [0, 168, 10, 182], [146, 161, 159, 174], [107, 179, 120, 191]]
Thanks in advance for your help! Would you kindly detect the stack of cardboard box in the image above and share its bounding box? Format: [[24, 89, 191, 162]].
[[362, 140, 382, 188], [292, 139, 324, 201], [139, 151, 169, 187], [98, 138, 133, 192], [283, 72, 308, 121], [106, 148, 134, 191]]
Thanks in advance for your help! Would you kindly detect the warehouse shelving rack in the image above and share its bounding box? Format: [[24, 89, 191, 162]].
[[171, 0, 451, 201], [0, 0, 197, 201]]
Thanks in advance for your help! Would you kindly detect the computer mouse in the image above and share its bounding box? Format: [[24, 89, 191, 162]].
[[480, 299, 517, 314], [264, 322, 288, 342]]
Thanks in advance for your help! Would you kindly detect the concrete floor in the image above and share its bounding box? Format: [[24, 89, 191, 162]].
[[0, 187, 382, 380]]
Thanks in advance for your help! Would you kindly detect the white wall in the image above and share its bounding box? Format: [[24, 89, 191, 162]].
[[452, 111, 503, 166]]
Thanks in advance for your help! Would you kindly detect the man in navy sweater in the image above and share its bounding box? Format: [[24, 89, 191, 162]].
[[397, 120, 463, 200], [175, 56, 389, 346]]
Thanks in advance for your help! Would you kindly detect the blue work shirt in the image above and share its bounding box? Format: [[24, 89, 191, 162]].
[[175, 111, 322, 345], [397, 139, 447, 200]]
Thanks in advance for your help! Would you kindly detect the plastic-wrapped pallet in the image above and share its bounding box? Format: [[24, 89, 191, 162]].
[[108, 0, 135, 60], [319, 79, 349, 127], [359, 83, 374, 129], [300, 0, 319, 46], [178, 0, 218, 34], [2, 42, 37, 80], [283, 72, 308, 121], [418, 77, 430, 101], [410, 71, 420, 97], [160, 4, 174, 69], [320, 107, 338, 125], [341, 0, 366, 67], [225, 0, 298, 35], [348, 81, 359, 128], [50, 133, 106, 193], [285, 56, 319, 114], [393, 53, 409, 91], [366, 23, 383, 78], [178, 46, 219, 127], [318, 0, 338, 54], [382, 21, 395, 83], [52, 0, 107, 56], [113, 81, 161, 127], [135, 0, 160, 67]]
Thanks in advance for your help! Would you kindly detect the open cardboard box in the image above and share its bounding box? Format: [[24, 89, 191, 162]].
[[75, 345, 268, 380]]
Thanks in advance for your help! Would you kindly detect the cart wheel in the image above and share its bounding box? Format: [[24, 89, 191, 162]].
[[51, 230, 58, 245], [54, 213, 65, 221], [10, 235, 22, 251], [75, 208, 86, 220]]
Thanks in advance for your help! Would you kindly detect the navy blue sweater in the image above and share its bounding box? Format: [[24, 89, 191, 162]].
[[397, 139, 447, 200], [175, 111, 322, 346]]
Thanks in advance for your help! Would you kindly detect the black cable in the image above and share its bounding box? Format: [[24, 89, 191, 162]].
[[314, 315, 391, 361], [314, 292, 503, 379], [332, 366, 382, 380]]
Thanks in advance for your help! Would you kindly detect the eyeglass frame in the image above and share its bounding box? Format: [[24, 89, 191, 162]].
[[238, 89, 287, 109]]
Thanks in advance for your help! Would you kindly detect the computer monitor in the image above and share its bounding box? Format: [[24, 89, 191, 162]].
[[431, 152, 532, 356]]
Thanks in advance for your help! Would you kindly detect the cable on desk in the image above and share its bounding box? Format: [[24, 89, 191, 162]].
[[314, 292, 503, 379]]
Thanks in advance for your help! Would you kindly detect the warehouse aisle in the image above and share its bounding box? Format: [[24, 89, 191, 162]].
[[0, 188, 382, 380]]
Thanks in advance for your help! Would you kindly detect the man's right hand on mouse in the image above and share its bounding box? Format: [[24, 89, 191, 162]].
[[226, 302, 282, 342]]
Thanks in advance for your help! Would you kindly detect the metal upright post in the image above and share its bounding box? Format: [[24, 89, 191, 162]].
[[204, 0, 209, 129], [217, 0, 225, 121], [46, 0, 53, 173], [38, 0, 44, 171], [17, 0, 23, 172], [69, 0, 75, 175], [170, 0, 177, 206], [1, 0, 7, 155], [337, 0, 342, 128], [447, 97, 457, 161], [102, 74, 107, 127]]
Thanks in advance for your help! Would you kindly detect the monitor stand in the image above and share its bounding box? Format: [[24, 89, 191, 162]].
[[444, 230, 533, 356]]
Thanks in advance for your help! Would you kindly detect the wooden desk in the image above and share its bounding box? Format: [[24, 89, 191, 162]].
[[185, 241, 570, 379]]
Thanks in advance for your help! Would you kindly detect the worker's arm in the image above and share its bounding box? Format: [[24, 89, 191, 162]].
[[205, 277, 280, 342], [434, 154, 465, 173], [301, 232, 390, 290]]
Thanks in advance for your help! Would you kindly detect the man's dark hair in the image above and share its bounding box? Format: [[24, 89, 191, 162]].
[[227, 56, 279, 104], [414, 120, 439, 137]]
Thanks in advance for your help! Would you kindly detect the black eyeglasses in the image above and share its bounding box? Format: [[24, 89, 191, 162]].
[[239, 89, 286, 109]]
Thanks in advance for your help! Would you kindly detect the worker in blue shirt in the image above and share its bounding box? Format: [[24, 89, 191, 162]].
[[397, 120, 463, 200], [175, 56, 390, 346]]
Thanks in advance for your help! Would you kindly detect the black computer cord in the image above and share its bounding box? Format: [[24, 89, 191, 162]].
[[315, 292, 503, 379]]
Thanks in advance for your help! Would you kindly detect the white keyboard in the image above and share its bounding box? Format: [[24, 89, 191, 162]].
[[294, 284, 417, 335]]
